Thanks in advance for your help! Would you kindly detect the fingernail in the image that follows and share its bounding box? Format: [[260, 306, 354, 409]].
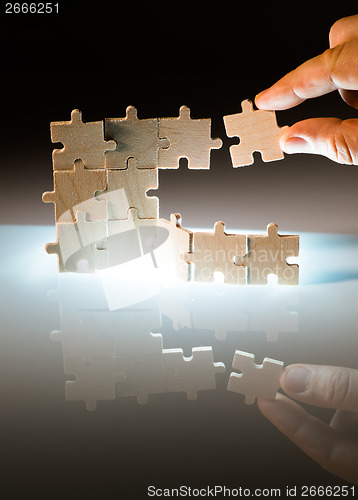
[[255, 90, 269, 107], [284, 366, 312, 394], [284, 137, 311, 153]]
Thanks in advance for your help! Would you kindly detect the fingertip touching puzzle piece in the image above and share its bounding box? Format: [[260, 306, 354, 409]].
[[223, 99, 287, 167]]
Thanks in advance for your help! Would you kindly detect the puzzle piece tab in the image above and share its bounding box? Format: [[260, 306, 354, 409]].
[[42, 159, 107, 223], [51, 109, 116, 170], [227, 350, 283, 404], [158, 105, 222, 169], [235, 223, 299, 285], [223, 99, 286, 167], [96, 157, 159, 220], [104, 106, 169, 169], [185, 221, 246, 284]]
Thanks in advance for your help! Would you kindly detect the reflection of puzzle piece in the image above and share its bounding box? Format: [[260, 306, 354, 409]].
[[158, 105, 222, 169], [45, 211, 108, 272], [42, 159, 107, 223], [245, 287, 298, 342], [96, 158, 158, 219], [51, 109, 116, 170], [227, 350, 283, 405], [223, 99, 286, 167], [115, 354, 166, 405], [185, 222, 246, 284], [164, 346, 225, 400], [105, 106, 169, 169], [65, 356, 123, 411], [235, 223, 299, 285], [51, 309, 113, 363]]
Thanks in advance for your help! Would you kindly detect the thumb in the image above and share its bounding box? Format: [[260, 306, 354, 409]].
[[281, 364, 358, 412], [280, 117, 358, 165]]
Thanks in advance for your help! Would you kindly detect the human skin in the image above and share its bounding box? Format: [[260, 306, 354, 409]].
[[255, 15, 358, 165]]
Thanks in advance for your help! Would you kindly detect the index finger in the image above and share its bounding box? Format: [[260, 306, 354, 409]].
[[255, 40, 358, 110]]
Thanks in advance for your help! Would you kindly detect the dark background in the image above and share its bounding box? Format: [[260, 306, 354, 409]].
[[1, 3, 358, 499], [2, 1, 358, 232]]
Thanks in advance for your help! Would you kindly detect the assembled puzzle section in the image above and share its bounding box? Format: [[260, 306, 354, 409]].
[[43, 104, 299, 285], [223, 99, 286, 167]]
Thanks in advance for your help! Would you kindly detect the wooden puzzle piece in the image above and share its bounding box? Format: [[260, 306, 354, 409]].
[[42, 159, 107, 223], [158, 105, 222, 169], [96, 157, 158, 220], [45, 211, 108, 272], [65, 355, 124, 411], [223, 99, 286, 167], [104, 106, 169, 169], [163, 346, 225, 400], [184, 221, 246, 284], [51, 109, 116, 170], [227, 350, 283, 404], [235, 223, 299, 285]]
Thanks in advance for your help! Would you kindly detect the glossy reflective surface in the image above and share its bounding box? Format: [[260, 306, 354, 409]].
[[1, 225, 357, 497]]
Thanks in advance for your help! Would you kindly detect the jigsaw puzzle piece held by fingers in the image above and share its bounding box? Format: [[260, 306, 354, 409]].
[[235, 223, 299, 285], [227, 350, 284, 405], [158, 105, 222, 169], [96, 157, 159, 220], [42, 159, 107, 223], [184, 221, 246, 284], [104, 106, 169, 170], [223, 99, 286, 167], [51, 109, 116, 170]]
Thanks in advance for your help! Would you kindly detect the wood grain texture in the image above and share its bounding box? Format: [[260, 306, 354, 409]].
[[158, 105, 222, 169], [185, 221, 246, 284], [42, 159, 107, 222], [235, 223, 299, 285], [223, 99, 286, 167], [105, 106, 169, 170], [51, 109, 116, 170]]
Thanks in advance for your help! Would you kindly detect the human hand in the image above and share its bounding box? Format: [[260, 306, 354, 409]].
[[258, 364, 358, 485], [255, 15, 358, 165]]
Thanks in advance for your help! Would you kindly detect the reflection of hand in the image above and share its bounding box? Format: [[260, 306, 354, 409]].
[[255, 15, 358, 165], [258, 364, 358, 485]]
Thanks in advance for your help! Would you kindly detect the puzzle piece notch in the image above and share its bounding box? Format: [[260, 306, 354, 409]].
[[164, 346, 225, 400], [51, 109, 116, 170], [223, 99, 286, 167], [42, 158, 107, 223], [227, 350, 284, 405], [235, 223, 299, 285], [184, 221, 246, 284], [158, 105, 222, 169], [96, 157, 159, 220], [104, 106, 169, 170]]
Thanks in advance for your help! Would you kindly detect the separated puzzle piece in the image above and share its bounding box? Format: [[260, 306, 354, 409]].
[[164, 346, 225, 400], [223, 99, 286, 167], [184, 221, 246, 284], [51, 109, 116, 170], [42, 159, 107, 223], [104, 106, 169, 169], [227, 350, 283, 404], [235, 223, 299, 285], [158, 105, 222, 169]]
